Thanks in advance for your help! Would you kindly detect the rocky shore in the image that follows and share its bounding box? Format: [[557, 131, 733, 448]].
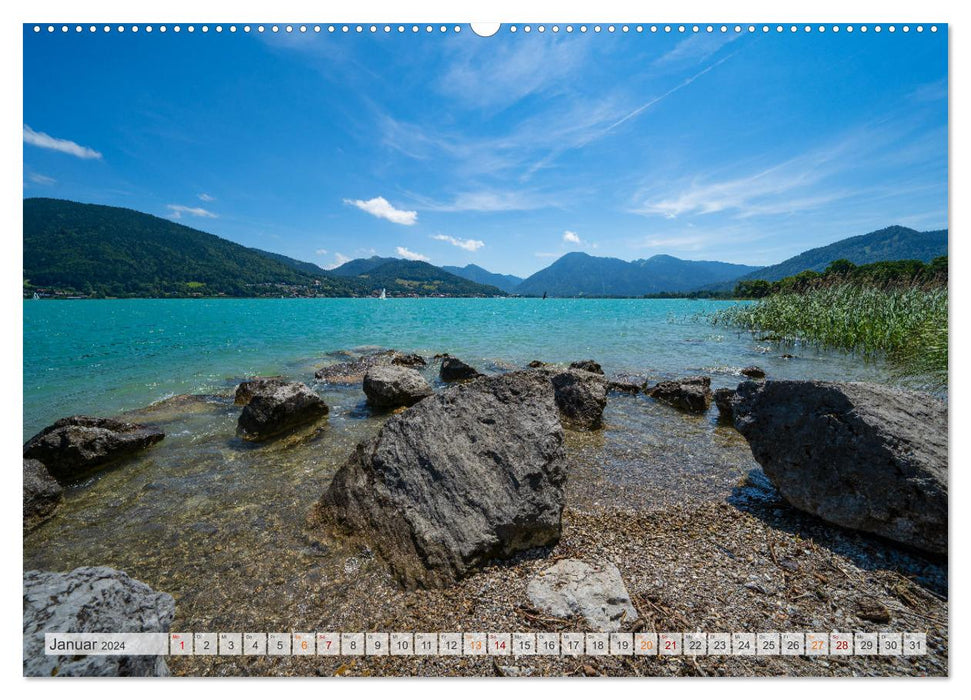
[[22, 349, 949, 677]]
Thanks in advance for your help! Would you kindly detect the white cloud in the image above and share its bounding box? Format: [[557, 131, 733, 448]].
[[431, 234, 484, 252], [167, 204, 218, 220], [27, 173, 56, 185], [322, 252, 351, 270], [23, 125, 102, 159], [343, 196, 417, 225], [198, 193, 215, 202], [563, 230, 582, 244], [396, 246, 430, 262], [653, 32, 742, 70], [315, 248, 328, 255]]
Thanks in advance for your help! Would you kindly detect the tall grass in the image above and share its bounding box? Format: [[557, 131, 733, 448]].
[[710, 283, 948, 389]]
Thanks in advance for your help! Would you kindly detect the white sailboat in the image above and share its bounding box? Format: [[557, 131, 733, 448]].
[[379, 288, 386, 300]]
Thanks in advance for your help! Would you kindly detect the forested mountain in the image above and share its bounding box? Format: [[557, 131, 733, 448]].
[[514, 252, 760, 297]]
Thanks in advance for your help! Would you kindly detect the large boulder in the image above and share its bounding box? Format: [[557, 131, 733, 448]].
[[733, 380, 948, 554], [363, 366, 433, 408], [569, 360, 604, 375], [23, 567, 175, 677], [23, 416, 165, 482], [23, 458, 62, 529], [316, 371, 566, 589], [526, 560, 638, 632], [236, 381, 328, 441], [439, 356, 483, 382], [548, 369, 607, 430], [646, 376, 712, 413], [234, 377, 289, 405]]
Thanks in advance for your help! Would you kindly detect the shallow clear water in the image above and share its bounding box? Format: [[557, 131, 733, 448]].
[[23, 297, 891, 440], [23, 297, 898, 657]]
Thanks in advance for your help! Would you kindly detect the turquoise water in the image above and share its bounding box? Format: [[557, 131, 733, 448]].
[[23, 297, 891, 440]]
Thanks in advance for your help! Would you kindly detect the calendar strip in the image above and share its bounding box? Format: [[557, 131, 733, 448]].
[[46, 632, 927, 657]]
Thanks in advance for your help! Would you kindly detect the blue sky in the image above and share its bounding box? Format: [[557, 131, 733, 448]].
[[23, 25, 947, 277]]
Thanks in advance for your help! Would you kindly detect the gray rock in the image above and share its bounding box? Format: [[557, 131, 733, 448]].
[[392, 353, 427, 368], [363, 365, 433, 408], [646, 376, 712, 413], [23, 416, 165, 482], [608, 380, 640, 394], [234, 377, 289, 405], [741, 365, 766, 379], [549, 369, 607, 430], [714, 387, 737, 422], [23, 566, 175, 677], [237, 381, 328, 441], [526, 560, 638, 632], [439, 356, 482, 382], [23, 458, 62, 529], [733, 380, 948, 554], [316, 371, 566, 589], [569, 360, 604, 375], [527, 360, 547, 368], [314, 350, 398, 384]]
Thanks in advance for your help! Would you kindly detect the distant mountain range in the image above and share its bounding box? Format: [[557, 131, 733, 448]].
[[23, 198, 948, 299], [513, 252, 760, 297], [441, 264, 524, 293], [22, 199, 502, 298], [733, 225, 948, 283]]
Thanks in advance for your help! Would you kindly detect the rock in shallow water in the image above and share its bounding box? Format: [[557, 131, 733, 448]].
[[714, 387, 737, 422], [23, 566, 175, 677], [236, 381, 328, 441], [526, 559, 638, 632], [316, 371, 566, 589], [439, 356, 483, 382], [234, 377, 289, 405], [23, 416, 165, 482], [569, 359, 604, 375], [646, 376, 713, 413], [733, 380, 947, 554], [547, 369, 607, 430], [363, 365, 433, 408], [23, 458, 62, 529]]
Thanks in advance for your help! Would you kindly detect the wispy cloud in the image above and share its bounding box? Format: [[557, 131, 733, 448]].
[[431, 234, 484, 252], [167, 204, 218, 219], [908, 79, 947, 103], [344, 196, 417, 225], [653, 32, 742, 71], [412, 189, 558, 213], [27, 172, 56, 185], [198, 193, 215, 202], [396, 246, 429, 262], [23, 125, 102, 159], [563, 230, 582, 244], [315, 248, 328, 255], [534, 251, 560, 258]]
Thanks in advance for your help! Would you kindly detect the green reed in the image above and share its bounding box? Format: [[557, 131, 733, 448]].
[[710, 284, 948, 388]]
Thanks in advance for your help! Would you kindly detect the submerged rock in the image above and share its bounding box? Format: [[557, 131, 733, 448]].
[[23, 566, 175, 677], [316, 371, 566, 589], [569, 359, 604, 375], [363, 365, 433, 408], [439, 357, 482, 382], [526, 560, 638, 632], [23, 458, 62, 529], [608, 379, 641, 394], [741, 365, 766, 379], [646, 376, 713, 413], [733, 380, 947, 554], [236, 381, 328, 441], [23, 416, 165, 482], [527, 360, 547, 368], [234, 377, 289, 405]]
